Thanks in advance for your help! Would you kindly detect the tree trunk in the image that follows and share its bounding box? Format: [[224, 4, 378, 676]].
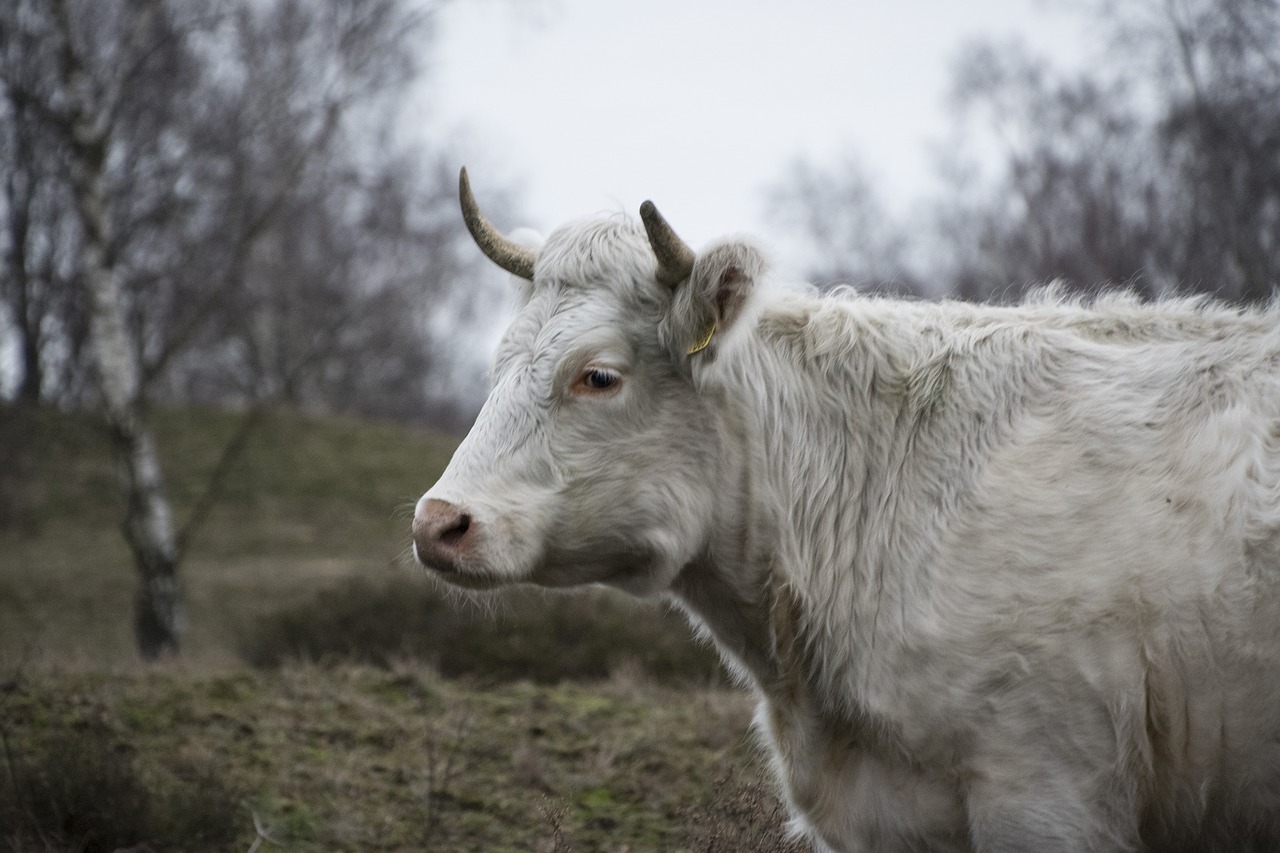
[[87, 271, 185, 658], [1, 114, 43, 404], [54, 0, 184, 659], [76, 161, 185, 658]]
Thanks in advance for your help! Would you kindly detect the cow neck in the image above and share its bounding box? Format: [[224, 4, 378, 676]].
[[668, 400, 784, 689], [671, 299, 906, 705]]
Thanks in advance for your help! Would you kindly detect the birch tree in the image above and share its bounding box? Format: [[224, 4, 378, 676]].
[[42, 0, 185, 658], [1, 0, 451, 658]]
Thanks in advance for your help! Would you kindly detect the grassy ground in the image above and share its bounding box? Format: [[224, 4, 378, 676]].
[[0, 405, 805, 851], [1, 663, 798, 851]]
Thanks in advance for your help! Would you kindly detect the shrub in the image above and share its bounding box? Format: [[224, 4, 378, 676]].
[[239, 576, 724, 685], [0, 719, 243, 852]]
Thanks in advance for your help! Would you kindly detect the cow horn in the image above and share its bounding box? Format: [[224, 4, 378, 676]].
[[640, 200, 695, 288], [459, 167, 537, 280]]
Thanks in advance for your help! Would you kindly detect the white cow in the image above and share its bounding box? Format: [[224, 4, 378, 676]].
[[413, 168, 1280, 852]]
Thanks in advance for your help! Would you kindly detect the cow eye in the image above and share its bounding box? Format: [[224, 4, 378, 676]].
[[577, 367, 621, 393]]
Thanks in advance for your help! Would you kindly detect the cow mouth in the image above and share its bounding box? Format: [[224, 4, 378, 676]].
[[413, 546, 509, 590]]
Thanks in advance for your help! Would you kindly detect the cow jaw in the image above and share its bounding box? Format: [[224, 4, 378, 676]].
[[414, 449, 708, 594], [414, 391, 717, 594]]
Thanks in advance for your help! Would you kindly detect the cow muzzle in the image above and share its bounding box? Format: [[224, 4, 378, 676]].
[[412, 497, 477, 577]]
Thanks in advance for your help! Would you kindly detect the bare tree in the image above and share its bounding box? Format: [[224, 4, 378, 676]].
[[0, 0, 466, 658], [0, 93, 45, 403], [937, 40, 1165, 301], [21, 0, 186, 658], [131, 1, 483, 423], [0, 4, 89, 404], [768, 1, 1280, 306], [936, 0, 1280, 302], [1140, 0, 1280, 300], [764, 156, 927, 296]]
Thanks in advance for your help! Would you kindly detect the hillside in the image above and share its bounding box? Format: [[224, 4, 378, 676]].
[[0, 405, 455, 667]]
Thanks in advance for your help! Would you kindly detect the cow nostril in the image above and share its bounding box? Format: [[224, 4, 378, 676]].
[[414, 498, 476, 564], [439, 513, 471, 547]]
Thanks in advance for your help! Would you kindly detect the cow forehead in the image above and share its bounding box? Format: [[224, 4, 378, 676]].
[[490, 216, 669, 365], [492, 284, 636, 378], [533, 215, 665, 302]]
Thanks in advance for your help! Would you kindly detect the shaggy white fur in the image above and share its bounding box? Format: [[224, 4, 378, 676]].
[[416, 211, 1280, 853]]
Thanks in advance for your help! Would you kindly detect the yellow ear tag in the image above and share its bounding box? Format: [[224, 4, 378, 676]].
[[687, 322, 717, 355]]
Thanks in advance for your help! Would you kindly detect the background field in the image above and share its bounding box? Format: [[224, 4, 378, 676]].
[[0, 407, 805, 851]]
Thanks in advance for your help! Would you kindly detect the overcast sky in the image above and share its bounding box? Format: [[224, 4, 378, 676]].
[[422, 0, 1096, 266]]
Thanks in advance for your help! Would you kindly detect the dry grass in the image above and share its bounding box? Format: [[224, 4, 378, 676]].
[[0, 406, 805, 850], [0, 663, 802, 851]]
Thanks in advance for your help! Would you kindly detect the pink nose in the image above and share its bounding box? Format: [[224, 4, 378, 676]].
[[413, 498, 475, 571]]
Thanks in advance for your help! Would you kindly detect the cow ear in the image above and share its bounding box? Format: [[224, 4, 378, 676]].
[[667, 240, 767, 359]]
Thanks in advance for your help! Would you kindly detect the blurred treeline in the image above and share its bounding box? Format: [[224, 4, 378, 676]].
[[4, 0, 1278, 424], [768, 0, 1280, 303], [0, 0, 499, 429]]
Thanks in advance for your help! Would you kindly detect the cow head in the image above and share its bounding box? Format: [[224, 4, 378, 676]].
[[412, 169, 765, 596]]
